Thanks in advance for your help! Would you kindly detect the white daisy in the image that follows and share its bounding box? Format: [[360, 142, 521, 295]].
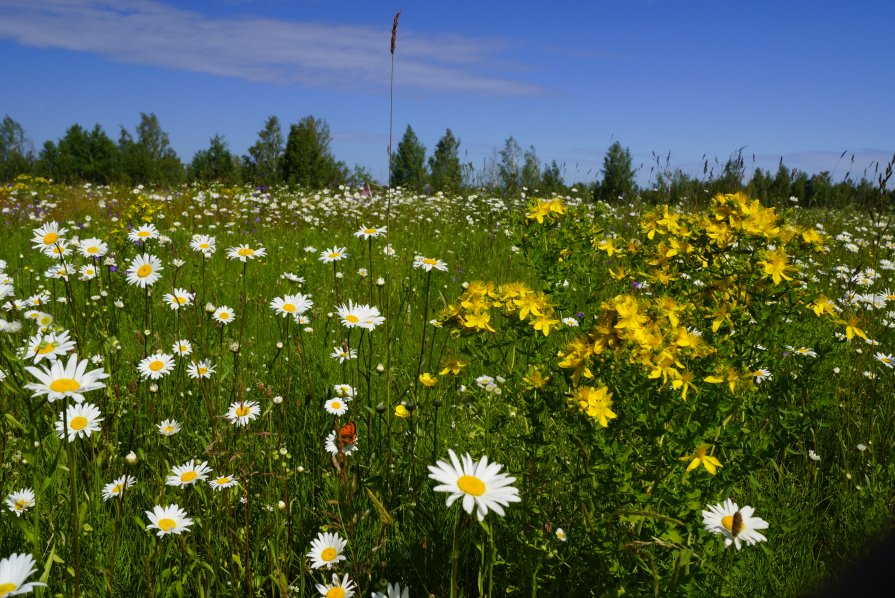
[[324, 398, 349, 416], [137, 353, 175, 380], [333, 384, 355, 399], [55, 401, 103, 442], [315, 573, 356, 598], [5, 488, 35, 517], [306, 531, 348, 570], [78, 237, 108, 259], [157, 419, 181, 436], [145, 504, 193, 536], [0, 552, 46, 595], [319, 246, 348, 264], [190, 234, 216, 256], [171, 339, 193, 356], [208, 475, 239, 491], [78, 264, 98, 281], [413, 255, 448, 272], [31, 221, 67, 250], [427, 449, 521, 521], [354, 225, 386, 239], [324, 430, 358, 457], [875, 352, 894, 368], [270, 293, 313, 317], [371, 582, 409, 598], [226, 401, 261, 427], [24, 353, 108, 403], [163, 288, 194, 310], [24, 329, 76, 363], [212, 306, 235, 325], [227, 244, 266, 262], [102, 475, 136, 501], [166, 460, 212, 487], [125, 253, 164, 288], [701, 498, 769, 550], [128, 223, 160, 243], [330, 346, 357, 363], [187, 359, 215, 379]]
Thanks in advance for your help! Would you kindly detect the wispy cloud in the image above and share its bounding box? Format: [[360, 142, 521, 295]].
[[0, 0, 545, 95]]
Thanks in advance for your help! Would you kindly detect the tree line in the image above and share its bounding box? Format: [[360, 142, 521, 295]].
[[1, 113, 892, 208]]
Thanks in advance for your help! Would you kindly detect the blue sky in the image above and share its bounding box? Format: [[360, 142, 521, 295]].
[[0, 0, 893, 186]]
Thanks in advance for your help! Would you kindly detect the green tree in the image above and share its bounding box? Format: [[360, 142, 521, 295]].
[[428, 128, 463, 194], [38, 123, 118, 183], [283, 116, 346, 189], [0, 115, 33, 180], [390, 125, 427, 192], [597, 141, 636, 202], [521, 145, 541, 191], [540, 160, 566, 195], [244, 115, 284, 186], [119, 113, 183, 185], [189, 135, 240, 184], [498, 136, 522, 193]]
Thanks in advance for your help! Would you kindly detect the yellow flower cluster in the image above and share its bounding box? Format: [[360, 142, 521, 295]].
[[439, 281, 560, 337], [525, 198, 566, 224], [559, 192, 833, 404]]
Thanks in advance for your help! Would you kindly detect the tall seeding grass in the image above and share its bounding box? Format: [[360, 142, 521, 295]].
[[1, 175, 895, 596]]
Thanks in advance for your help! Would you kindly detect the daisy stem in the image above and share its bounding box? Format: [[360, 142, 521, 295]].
[[63, 402, 82, 598], [450, 512, 463, 598], [413, 270, 433, 399]]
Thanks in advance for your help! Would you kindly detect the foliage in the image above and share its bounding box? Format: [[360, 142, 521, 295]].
[[390, 125, 427, 192], [283, 115, 347, 189]]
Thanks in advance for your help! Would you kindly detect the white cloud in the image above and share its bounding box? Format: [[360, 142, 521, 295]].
[[0, 0, 545, 95]]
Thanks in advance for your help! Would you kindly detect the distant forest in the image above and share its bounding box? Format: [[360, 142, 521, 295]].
[[1, 113, 892, 208]]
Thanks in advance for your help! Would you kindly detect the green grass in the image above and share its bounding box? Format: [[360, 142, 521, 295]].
[[1, 179, 894, 596]]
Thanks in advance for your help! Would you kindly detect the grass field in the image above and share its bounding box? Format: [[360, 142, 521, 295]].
[[1, 175, 895, 597]]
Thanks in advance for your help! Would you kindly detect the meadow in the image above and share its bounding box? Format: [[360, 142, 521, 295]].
[[1, 175, 894, 597]]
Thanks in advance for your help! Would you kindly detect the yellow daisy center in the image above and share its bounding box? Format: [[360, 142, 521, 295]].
[[178, 345, 188, 352], [36, 342, 57, 354], [330, 401, 342, 410], [87, 246, 98, 254], [137, 230, 151, 237], [199, 243, 209, 249], [235, 405, 251, 417], [218, 312, 230, 320], [423, 258, 437, 266], [50, 378, 80, 393], [326, 589, 345, 598], [43, 232, 58, 244], [112, 483, 124, 494], [175, 296, 187, 304], [0, 582, 18, 594], [364, 228, 377, 234], [282, 303, 296, 312], [181, 471, 198, 483], [52, 245, 65, 254], [216, 477, 231, 485], [321, 547, 338, 562], [14, 500, 27, 511], [238, 247, 254, 257], [158, 518, 177, 531], [197, 367, 207, 375], [163, 426, 174, 433], [457, 475, 486, 496], [149, 360, 165, 372], [137, 264, 153, 278], [328, 252, 340, 259], [70, 416, 88, 431], [345, 314, 359, 323]]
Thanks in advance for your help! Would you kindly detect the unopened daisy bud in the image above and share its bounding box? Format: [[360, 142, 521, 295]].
[[376, 277, 385, 287], [277, 500, 286, 510], [143, 329, 151, 337], [205, 302, 216, 313], [125, 450, 138, 464], [376, 363, 385, 373], [114, 300, 124, 308], [228, 341, 240, 353], [273, 395, 283, 404], [276, 341, 284, 349], [376, 402, 386, 413], [149, 384, 158, 393]]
